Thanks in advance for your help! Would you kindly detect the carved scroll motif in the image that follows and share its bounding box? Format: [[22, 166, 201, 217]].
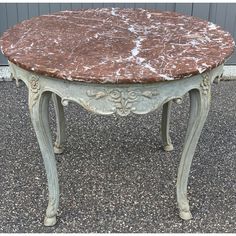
[[173, 97, 183, 104], [87, 88, 159, 116]]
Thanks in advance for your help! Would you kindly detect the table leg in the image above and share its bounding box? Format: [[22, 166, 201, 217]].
[[176, 88, 210, 220], [52, 93, 65, 154], [29, 91, 59, 226], [161, 101, 174, 151]]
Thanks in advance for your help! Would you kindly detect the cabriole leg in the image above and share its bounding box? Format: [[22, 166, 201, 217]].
[[161, 101, 173, 151], [52, 93, 65, 154], [176, 88, 210, 220], [29, 91, 59, 226]]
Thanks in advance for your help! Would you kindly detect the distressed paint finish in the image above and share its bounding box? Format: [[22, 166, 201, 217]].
[[28, 88, 59, 226], [52, 93, 65, 154], [9, 61, 223, 225], [161, 101, 173, 151], [177, 87, 211, 220]]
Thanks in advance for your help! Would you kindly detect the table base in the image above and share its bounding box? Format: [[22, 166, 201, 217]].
[[9, 61, 223, 226]]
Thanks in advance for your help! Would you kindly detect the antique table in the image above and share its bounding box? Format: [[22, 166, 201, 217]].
[[0, 8, 235, 226]]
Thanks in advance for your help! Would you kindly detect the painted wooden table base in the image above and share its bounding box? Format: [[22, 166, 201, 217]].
[[9, 61, 224, 226]]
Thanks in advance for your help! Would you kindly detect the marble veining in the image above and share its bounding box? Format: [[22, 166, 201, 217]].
[[0, 8, 235, 84]]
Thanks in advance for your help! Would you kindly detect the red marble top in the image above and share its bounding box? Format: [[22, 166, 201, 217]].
[[0, 8, 235, 84]]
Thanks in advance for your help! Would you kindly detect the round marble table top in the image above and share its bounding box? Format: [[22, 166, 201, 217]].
[[0, 8, 235, 84]]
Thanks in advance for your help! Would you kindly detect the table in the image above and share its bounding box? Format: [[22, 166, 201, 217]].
[[0, 8, 234, 227]]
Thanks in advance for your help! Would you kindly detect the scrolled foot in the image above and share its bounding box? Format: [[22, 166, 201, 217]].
[[54, 143, 64, 154], [44, 215, 57, 226], [163, 143, 174, 152], [179, 209, 192, 220]]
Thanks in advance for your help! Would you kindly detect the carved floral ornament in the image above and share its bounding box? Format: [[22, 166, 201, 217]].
[[29, 75, 40, 107], [25, 70, 212, 114], [87, 88, 160, 116], [200, 73, 210, 95]]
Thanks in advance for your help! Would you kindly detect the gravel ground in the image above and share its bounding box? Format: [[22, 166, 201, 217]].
[[0, 81, 236, 233]]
